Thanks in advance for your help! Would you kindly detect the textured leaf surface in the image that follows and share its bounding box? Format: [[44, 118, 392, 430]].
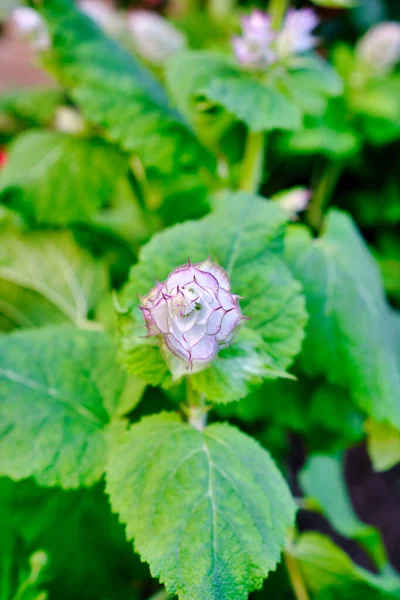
[[38, 0, 212, 174], [106, 412, 296, 600], [300, 454, 386, 568], [285, 210, 400, 427], [167, 51, 301, 132], [120, 192, 307, 400], [0, 326, 128, 488], [0, 130, 127, 225], [0, 229, 108, 327]]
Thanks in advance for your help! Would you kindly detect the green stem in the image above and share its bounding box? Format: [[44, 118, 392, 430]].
[[269, 0, 289, 31], [307, 161, 343, 232], [239, 131, 265, 192], [185, 379, 208, 430], [284, 551, 310, 600]]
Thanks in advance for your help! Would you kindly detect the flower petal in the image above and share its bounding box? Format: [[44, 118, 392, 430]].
[[216, 308, 244, 342], [218, 287, 238, 311], [165, 333, 190, 361], [149, 297, 170, 333], [189, 335, 217, 363], [195, 259, 230, 290], [206, 306, 225, 335]]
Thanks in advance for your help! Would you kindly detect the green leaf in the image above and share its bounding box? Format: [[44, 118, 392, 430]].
[[285, 210, 400, 428], [37, 0, 212, 174], [3, 478, 144, 600], [289, 533, 400, 598], [119, 192, 307, 401], [166, 51, 301, 132], [106, 412, 296, 600], [365, 420, 400, 473], [0, 130, 128, 226], [0, 325, 129, 488], [0, 87, 64, 127], [310, 0, 356, 7], [300, 454, 386, 568], [0, 229, 109, 328]]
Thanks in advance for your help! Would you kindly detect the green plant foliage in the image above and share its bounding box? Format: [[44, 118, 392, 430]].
[[365, 420, 400, 473], [119, 192, 307, 400], [106, 412, 296, 600], [0, 87, 64, 127], [37, 0, 213, 175], [0, 229, 109, 328], [285, 210, 400, 429], [0, 325, 135, 488], [0, 130, 128, 225]]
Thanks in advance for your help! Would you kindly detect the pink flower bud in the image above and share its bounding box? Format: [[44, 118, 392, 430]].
[[233, 10, 276, 69], [356, 22, 400, 74], [275, 8, 319, 58], [140, 259, 248, 376]]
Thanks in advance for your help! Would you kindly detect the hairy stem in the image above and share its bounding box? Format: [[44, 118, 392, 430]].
[[307, 161, 343, 232], [284, 551, 310, 600], [185, 378, 208, 430], [269, 0, 289, 31], [239, 131, 265, 192]]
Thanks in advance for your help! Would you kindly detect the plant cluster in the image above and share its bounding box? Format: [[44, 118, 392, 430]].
[[0, 0, 400, 599]]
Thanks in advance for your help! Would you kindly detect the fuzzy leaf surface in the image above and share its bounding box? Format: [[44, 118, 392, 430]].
[[0, 325, 128, 488], [106, 412, 296, 600]]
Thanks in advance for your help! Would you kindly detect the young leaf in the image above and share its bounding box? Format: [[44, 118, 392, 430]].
[[0, 229, 109, 327], [166, 51, 301, 132], [119, 192, 307, 400], [0, 130, 128, 226], [365, 420, 400, 473], [0, 325, 130, 488], [106, 412, 296, 600], [37, 0, 213, 174], [285, 210, 400, 429], [300, 454, 386, 569]]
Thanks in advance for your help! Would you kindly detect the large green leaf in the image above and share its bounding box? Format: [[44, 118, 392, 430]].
[[0, 325, 131, 488], [0, 229, 108, 328], [285, 210, 400, 428], [2, 478, 143, 600], [37, 0, 212, 174], [0, 87, 64, 127], [167, 51, 301, 132], [300, 454, 386, 568], [119, 192, 307, 401], [0, 130, 128, 226], [106, 412, 296, 600]]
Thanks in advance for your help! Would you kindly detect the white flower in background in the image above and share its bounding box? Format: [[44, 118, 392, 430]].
[[10, 7, 49, 51], [232, 8, 319, 69], [79, 0, 125, 36], [140, 259, 247, 376], [273, 187, 311, 219], [232, 10, 276, 68], [54, 107, 86, 135], [127, 10, 186, 65], [275, 8, 319, 58], [356, 22, 400, 74]]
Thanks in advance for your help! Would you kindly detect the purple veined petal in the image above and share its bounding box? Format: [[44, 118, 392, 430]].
[[148, 297, 170, 333], [189, 334, 218, 363], [206, 306, 225, 335], [216, 307, 244, 342], [139, 282, 163, 307], [170, 308, 198, 334], [165, 332, 190, 361], [182, 323, 207, 349], [218, 287, 238, 311], [195, 258, 231, 290], [139, 306, 160, 336]]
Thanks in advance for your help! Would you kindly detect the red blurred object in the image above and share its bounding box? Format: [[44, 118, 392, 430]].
[[0, 150, 7, 168]]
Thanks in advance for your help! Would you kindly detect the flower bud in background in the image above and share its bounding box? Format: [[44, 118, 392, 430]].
[[79, 0, 125, 36], [275, 8, 319, 58], [10, 7, 49, 51], [127, 10, 186, 65], [232, 10, 276, 69], [140, 259, 247, 377], [273, 187, 311, 220], [54, 107, 87, 135], [356, 22, 400, 74]]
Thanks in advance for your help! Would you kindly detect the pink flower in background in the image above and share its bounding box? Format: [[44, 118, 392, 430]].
[[274, 187, 311, 220], [356, 22, 400, 74], [233, 10, 276, 68], [275, 8, 319, 57], [0, 150, 7, 168], [127, 10, 186, 65], [140, 259, 247, 375], [233, 8, 319, 69], [11, 7, 49, 51]]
